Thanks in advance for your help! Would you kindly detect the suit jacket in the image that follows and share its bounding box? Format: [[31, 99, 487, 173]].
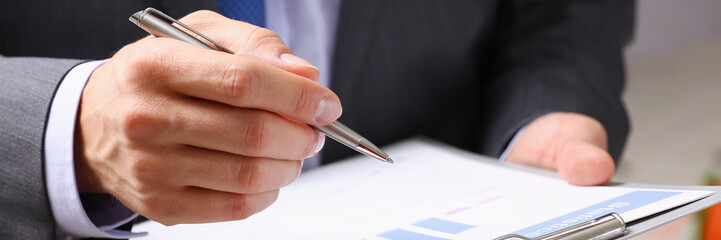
[[0, 0, 634, 238]]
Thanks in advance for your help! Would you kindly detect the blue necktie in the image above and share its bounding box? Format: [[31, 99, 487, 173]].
[[216, 0, 266, 28]]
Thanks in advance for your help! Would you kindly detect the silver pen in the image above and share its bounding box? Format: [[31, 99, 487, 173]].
[[129, 8, 393, 163]]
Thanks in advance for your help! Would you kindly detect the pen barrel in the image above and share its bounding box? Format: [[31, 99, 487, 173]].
[[129, 8, 389, 162], [130, 11, 214, 50], [314, 122, 362, 149]]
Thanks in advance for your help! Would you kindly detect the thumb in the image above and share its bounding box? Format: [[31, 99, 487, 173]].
[[556, 140, 615, 186], [505, 112, 615, 186]]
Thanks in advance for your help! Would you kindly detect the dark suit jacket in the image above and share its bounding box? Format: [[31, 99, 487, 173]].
[[0, 0, 633, 238]]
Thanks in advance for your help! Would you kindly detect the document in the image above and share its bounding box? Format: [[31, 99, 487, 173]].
[[133, 139, 720, 239]]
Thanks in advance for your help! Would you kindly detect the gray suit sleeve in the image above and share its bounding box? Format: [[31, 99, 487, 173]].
[[0, 55, 84, 239], [480, 0, 635, 161]]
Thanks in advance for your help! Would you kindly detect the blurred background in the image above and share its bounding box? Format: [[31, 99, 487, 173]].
[[611, 0, 721, 238]]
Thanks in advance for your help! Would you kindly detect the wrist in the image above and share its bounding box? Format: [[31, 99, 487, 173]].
[[73, 63, 107, 194]]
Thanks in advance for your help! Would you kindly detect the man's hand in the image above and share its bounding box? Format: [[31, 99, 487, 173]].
[[505, 112, 615, 186], [73, 11, 339, 225]]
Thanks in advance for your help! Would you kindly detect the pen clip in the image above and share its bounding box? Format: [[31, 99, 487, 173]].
[[140, 7, 235, 54]]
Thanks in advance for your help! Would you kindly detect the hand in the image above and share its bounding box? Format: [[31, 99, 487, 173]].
[[73, 11, 341, 225], [505, 112, 615, 186]]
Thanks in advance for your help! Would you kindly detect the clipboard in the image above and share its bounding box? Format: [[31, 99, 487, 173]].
[[493, 184, 721, 240], [497, 213, 626, 240], [615, 184, 721, 239], [446, 141, 721, 240], [133, 138, 721, 239]]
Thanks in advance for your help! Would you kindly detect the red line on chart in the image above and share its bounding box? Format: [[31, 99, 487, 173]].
[[445, 206, 470, 215], [445, 196, 501, 215], [477, 196, 501, 205]]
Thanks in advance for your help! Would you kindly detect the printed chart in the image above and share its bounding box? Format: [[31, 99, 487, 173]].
[[133, 140, 712, 240], [373, 191, 681, 239]]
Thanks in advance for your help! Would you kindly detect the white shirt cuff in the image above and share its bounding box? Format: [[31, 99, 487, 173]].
[[44, 60, 146, 238], [498, 125, 528, 162]]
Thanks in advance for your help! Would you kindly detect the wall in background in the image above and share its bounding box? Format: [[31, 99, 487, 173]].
[[616, 0, 721, 185], [625, 0, 721, 63], [617, 3, 721, 238]]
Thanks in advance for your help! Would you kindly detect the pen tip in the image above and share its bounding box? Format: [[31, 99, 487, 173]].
[[385, 157, 394, 164]]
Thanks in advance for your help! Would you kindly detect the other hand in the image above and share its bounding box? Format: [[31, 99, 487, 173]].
[[505, 112, 615, 186]]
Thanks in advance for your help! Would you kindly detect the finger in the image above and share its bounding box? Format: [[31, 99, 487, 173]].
[[126, 38, 341, 125], [155, 97, 323, 160], [165, 146, 302, 194], [179, 10, 319, 80], [148, 188, 279, 225], [556, 140, 615, 186]]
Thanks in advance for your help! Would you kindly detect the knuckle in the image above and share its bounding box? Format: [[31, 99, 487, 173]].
[[118, 40, 171, 88], [231, 194, 251, 220], [237, 160, 262, 193], [220, 61, 256, 104], [134, 191, 162, 216], [126, 157, 158, 189], [241, 115, 268, 155], [135, 189, 181, 225], [118, 101, 162, 141], [231, 192, 278, 220], [245, 28, 286, 53], [118, 103, 151, 140], [290, 86, 311, 117], [229, 158, 244, 189], [248, 28, 280, 45], [145, 202, 178, 225]]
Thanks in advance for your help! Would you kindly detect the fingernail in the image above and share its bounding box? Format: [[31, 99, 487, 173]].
[[307, 131, 326, 158], [314, 95, 342, 123], [280, 53, 317, 69]]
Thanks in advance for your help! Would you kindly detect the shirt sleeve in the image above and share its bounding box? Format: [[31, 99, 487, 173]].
[[44, 60, 147, 238], [498, 125, 528, 162], [480, 1, 632, 160]]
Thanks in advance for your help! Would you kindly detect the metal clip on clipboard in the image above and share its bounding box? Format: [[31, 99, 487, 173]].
[[496, 213, 626, 240]]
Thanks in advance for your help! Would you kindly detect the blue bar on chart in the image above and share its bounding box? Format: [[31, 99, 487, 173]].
[[378, 218, 476, 240], [378, 229, 450, 240], [509, 191, 681, 238], [413, 218, 476, 234]]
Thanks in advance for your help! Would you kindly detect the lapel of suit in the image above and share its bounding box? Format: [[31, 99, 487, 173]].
[[323, 0, 380, 162], [330, 0, 379, 123]]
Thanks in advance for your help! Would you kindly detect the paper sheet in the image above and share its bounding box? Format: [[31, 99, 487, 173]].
[[133, 139, 712, 239]]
